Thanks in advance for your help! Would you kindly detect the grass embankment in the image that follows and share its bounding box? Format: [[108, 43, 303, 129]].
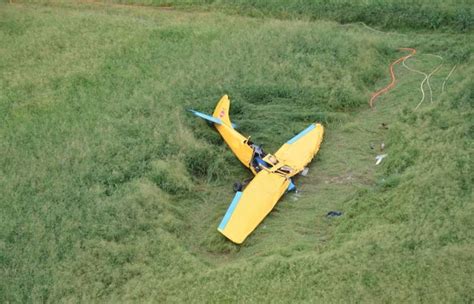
[[1, 2, 473, 302], [110, 0, 474, 31]]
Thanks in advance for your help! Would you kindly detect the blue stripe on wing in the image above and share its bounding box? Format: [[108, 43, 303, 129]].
[[218, 191, 243, 231], [287, 124, 315, 144]]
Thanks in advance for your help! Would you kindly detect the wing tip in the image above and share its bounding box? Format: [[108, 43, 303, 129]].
[[217, 191, 243, 230], [217, 228, 245, 244], [287, 124, 316, 144]]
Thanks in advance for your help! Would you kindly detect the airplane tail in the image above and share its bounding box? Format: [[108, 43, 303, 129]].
[[212, 95, 233, 127], [190, 95, 235, 128]]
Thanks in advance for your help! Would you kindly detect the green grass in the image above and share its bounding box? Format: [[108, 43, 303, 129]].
[[110, 0, 474, 31], [1, 1, 473, 302]]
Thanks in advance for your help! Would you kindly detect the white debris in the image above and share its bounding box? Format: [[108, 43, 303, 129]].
[[375, 154, 388, 165], [301, 167, 309, 176]]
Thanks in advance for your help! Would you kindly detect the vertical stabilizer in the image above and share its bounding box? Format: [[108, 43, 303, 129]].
[[213, 95, 233, 128]]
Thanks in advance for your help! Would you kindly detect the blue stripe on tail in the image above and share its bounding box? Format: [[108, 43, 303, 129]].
[[189, 110, 222, 125]]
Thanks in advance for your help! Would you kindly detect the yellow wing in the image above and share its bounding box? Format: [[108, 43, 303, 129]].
[[218, 170, 290, 244], [274, 123, 324, 172]]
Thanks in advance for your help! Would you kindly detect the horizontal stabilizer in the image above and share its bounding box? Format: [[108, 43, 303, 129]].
[[189, 109, 223, 125], [189, 109, 237, 128]]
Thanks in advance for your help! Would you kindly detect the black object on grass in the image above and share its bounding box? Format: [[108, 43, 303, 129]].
[[326, 211, 343, 217]]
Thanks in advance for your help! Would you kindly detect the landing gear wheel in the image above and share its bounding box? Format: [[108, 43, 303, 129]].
[[233, 182, 243, 192], [233, 178, 253, 192]]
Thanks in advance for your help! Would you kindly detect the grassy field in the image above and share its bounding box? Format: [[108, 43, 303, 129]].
[[1, 1, 473, 302], [113, 0, 474, 31]]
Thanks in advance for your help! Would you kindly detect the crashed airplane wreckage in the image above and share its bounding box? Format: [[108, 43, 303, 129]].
[[190, 95, 324, 244]]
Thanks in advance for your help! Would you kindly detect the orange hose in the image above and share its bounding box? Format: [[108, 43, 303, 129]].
[[369, 48, 416, 109]]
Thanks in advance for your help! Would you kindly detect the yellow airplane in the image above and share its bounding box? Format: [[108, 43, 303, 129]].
[[190, 95, 324, 244]]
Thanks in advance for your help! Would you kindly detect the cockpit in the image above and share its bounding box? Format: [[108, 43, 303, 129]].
[[245, 138, 293, 176], [250, 143, 269, 173]]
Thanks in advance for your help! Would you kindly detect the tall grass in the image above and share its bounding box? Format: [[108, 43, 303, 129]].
[[1, 1, 472, 302], [107, 0, 474, 31]]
